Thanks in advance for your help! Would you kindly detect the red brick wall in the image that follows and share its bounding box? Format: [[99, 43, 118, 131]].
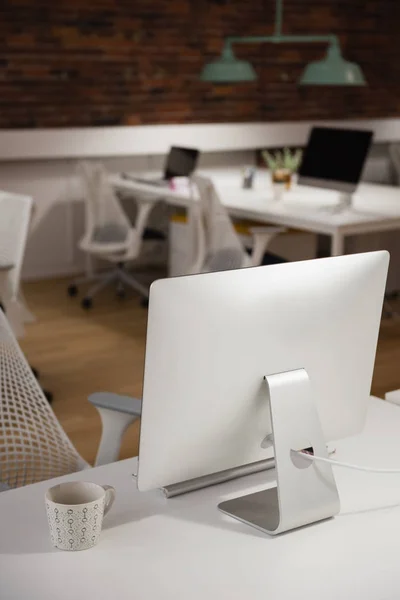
[[1, 0, 399, 128]]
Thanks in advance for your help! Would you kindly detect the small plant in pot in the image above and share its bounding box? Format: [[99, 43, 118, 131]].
[[262, 148, 303, 199]]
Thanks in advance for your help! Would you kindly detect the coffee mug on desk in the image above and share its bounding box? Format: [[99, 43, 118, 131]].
[[45, 481, 116, 551]]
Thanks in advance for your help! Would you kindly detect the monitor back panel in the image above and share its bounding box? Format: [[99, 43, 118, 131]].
[[138, 252, 388, 491]]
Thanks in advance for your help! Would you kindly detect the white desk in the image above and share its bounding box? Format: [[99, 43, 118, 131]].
[[2, 397, 400, 599], [111, 169, 400, 256]]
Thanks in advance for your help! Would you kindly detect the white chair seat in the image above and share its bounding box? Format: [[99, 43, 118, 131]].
[[79, 239, 132, 257]]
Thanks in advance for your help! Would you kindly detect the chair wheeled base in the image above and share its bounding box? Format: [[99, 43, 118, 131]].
[[68, 264, 149, 310]]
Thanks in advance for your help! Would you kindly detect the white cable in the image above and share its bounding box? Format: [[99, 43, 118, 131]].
[[296, 451, 400, 474]]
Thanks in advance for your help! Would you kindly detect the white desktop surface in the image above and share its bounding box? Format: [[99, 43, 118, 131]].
[[2, 396, 400, 600], [111, 169, 400, 255]]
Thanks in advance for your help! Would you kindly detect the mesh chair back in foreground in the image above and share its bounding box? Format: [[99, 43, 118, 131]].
[[0, 309, 141, 489], [0, 310, 86, 488]]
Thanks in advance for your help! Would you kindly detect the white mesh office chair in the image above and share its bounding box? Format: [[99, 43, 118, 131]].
[[186, 175, 285, 274], [68, 162, 157, 309], [0, 309, 141, 490]]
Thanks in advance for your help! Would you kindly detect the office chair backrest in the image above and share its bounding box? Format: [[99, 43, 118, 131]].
[[79, 162, 132, 244], [188, 175, 251, 274], [0, 310, 86, 489], [0, 194, 33, 337]]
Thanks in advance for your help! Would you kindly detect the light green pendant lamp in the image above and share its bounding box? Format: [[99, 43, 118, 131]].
[[300, 43, 366, 86], [200, 45, 257, 83], [201, 0, 366, 87]]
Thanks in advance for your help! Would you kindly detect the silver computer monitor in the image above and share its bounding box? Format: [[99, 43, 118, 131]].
[[298, 126, 373, 194], [138, 251, 388, 495]]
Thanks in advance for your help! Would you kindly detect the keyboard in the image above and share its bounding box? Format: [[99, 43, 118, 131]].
[[121, 174, 169, 188]]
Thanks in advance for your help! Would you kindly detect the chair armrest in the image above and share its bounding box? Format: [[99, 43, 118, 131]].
[[88, 392, 142, 416], [89, 393, 141, 467]]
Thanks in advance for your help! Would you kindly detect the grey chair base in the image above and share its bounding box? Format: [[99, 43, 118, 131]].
[[68, 265, 149, 309]]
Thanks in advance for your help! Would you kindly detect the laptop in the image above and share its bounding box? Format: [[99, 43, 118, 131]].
[[124, 146, 200, 187]]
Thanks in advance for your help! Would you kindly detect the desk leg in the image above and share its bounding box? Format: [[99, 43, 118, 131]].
[[331, 233, 344, 256]]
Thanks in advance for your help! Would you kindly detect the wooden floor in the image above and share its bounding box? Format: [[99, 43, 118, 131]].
[[19, 277, 400, 466]]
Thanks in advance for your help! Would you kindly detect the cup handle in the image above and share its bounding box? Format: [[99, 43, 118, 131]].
[[102, 485, 116, 516]]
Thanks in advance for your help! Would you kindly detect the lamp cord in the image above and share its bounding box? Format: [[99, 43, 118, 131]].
[[296, 450, 400, 474]]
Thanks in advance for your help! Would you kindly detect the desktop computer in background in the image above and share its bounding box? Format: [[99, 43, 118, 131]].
[[298, 126, 373, 210], [137, 251, 388, 535]]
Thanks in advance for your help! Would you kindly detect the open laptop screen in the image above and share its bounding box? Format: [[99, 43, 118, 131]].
[[298, 127, 373, 193], [164, 146, 199, 180]]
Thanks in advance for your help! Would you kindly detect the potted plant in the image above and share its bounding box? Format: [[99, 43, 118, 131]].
[[261, 148, 303, 199]]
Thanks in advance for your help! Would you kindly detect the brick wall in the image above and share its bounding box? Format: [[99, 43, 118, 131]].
[[1, 0, 399, 128]]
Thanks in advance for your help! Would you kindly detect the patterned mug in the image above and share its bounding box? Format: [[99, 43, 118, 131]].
[[45, 481, 116, 551]]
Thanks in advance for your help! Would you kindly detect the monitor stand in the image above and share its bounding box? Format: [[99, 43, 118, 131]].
[[339, 192, 353, 210], [321, 192, 353, 214], [218, 368, 340, 535]]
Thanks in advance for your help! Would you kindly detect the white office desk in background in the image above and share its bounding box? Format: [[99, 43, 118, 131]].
[[111, 169, 400, 256], [2, 396, 400, 600]]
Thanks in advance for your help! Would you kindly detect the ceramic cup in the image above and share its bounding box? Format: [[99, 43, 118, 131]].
[[45, 481, 116, 551]]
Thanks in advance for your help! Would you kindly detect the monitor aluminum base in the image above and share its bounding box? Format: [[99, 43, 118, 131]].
[[219, 369, 340, 535], [298, 175, 355, 213], [320, 192, 353, 214]]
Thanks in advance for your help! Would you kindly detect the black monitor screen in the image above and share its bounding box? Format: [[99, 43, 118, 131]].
[[164, 146, 199, 179], [298, 127, 373, 185]]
